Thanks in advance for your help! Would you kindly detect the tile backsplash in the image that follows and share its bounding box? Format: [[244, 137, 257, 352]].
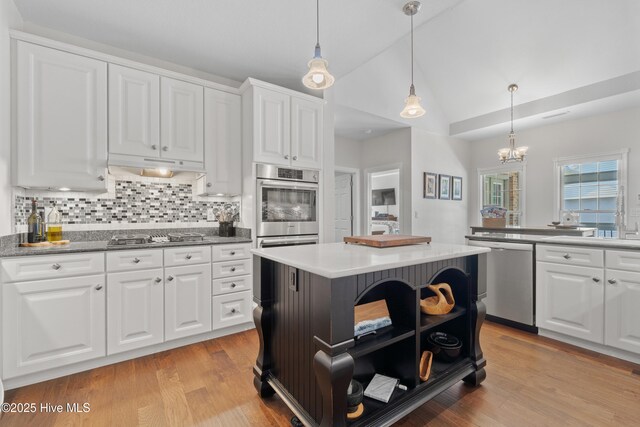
[[15, 179, 239, 228]]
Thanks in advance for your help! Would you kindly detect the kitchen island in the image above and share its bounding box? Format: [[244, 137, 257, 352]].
[[251, 242, 490, 426]]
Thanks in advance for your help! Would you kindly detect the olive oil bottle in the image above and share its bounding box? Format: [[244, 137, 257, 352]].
[[27, 198, 43, 243], [47, 203, 63, 242]]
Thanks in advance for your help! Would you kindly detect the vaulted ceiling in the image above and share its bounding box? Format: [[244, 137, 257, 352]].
[[12, 0, 640, 139]]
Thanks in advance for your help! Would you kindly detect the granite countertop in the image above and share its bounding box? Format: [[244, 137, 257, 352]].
[[252, 242, 490, 279], [0, 236, 252, 258]]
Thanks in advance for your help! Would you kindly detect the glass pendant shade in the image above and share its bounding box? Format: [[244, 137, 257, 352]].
[[400, 86, 426, 118], [498, 84, 528, 163], [303, 47, 335, 90]]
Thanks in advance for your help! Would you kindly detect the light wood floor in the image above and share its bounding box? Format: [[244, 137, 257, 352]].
[[1, 322, 639, 426]]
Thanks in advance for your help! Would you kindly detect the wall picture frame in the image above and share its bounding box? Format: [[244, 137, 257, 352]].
[[423, 172, 437, 199], [452, 176, 463, 201], [439, 174, 451, 200]]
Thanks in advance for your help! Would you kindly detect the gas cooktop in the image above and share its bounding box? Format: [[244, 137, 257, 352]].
[[108, 232, 206, 246]]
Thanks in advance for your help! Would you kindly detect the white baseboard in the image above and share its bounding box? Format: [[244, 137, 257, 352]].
[[538, 328, 640, 365], [3, 322, 255, 391]]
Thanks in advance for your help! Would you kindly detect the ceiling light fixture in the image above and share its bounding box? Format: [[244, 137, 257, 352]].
[[302, 0, 334, 90], [498, 84, 528, 163], [400, 1, 426, 119]]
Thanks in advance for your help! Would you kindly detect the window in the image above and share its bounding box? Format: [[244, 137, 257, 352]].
[[555, 151, 628, 237], [479, 165, 525, 226]]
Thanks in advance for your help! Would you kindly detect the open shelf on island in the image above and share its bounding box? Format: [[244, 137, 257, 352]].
[[419, 305, 467, 333], [349, 325, 415, 359], [347, 377, 410, 427]]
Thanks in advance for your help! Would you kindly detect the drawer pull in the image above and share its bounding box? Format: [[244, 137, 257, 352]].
[[563, 253, 571, 259], [151, 144, 157, 150], [230, 308, 237, 314], [186, 254, 192, 260], [230, 251, 236, 256], [592, 277, 601, 283], [230, 267, 236, 272], [154, 277, 162, 283], [167, 276, 174, 282], [98, 175, 105, 181], [231, 283, 237, 288], [133, 258, 141, 264], [52, 263, 61, 270], [95, 285, 103, 291], [608, 278, 617, 285]]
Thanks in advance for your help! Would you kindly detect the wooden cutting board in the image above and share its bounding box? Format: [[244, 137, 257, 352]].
[[344, 235, 431, 248], [19, 240, 70, 247]]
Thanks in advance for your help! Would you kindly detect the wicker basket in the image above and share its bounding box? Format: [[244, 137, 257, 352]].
[[482, 217, 506, 228]]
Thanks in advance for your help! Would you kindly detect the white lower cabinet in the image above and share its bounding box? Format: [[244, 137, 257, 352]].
[[536, 262, 604, 343], [212, 291, 252, 330], [107, 269, 164, 355], [165, 264, 212, 340], [604, 269, 640, 354], [2, 274, 106, 378], [537, 245, 640, 357]]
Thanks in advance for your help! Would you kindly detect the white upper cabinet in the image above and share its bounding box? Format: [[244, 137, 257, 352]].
[[253, 86, 291, 166], [15, 41, 108, 191], [243, 80, 324, 169], [108, 64, 160, 158], [291, 97, 323, 169], [160, 77, 204, 163], [197, 88, 242, 196]]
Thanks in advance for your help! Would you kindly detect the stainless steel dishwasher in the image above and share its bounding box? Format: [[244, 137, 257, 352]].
[[467, 239, 535, 331]]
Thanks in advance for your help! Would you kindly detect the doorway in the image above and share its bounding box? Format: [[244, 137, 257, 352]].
[[366, 167, 401, 235], [334, 168, 360, 242]]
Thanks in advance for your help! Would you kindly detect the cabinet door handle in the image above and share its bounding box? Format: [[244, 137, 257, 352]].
[[230, 251, 236, 255], [230, 308, 237, 314], [132, 257, 141, 264], [185, 254, 192, 260], [563, 253, 571, 259], [151, 144, 157, 150], [284, 154, 289, 160], [207, 182, 212, 187], [98, 175, 105, 181], [592, 277, 600, 283], [52, 263, 61, 270], [167, 276, 174, 281], [154, 277, 162, 283], [230, 283, 237, 288], [95, 285, 103, 291], [608, 278, 617, 285], [162, 146, 169, 152], [292, 156, 298, 161], [230, 267, 236, 272]]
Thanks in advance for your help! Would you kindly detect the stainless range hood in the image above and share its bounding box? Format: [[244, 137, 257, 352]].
[[108, 153, 205, 174]]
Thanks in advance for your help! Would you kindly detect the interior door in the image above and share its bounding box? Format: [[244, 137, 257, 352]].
[[334, 173, 353, 242]]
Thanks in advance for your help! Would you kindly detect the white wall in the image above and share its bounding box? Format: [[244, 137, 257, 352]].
[[321, 90, 336, 244], [411, 128, 471, 244], [0, 0, 22, 237], [335, 136, 361, 170], [360, 128, 412, 234], [468, 107, 640, 227]]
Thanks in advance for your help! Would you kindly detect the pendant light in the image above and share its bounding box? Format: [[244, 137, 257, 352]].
[[498, 84, 528, 163], [302, 0, 335, 90], [400, 1, 426, 119]]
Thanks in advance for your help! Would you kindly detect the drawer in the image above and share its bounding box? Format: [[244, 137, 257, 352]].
[[164, 246, 211, 267], [107, 249, 163, 272], [211, 243, 251, 262], [212, 274, 251, 296], [536, 244, 604, 268], [606, 250, 640, 272], [212, 290, 252, 330], [1, 252, 105, 283], [212, 258, 252, 279]]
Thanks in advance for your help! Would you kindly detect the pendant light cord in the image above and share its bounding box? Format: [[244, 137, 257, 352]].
[[510, 89, 514, 134], [410, 12, 414, 85], [316, 0, 320, 46]]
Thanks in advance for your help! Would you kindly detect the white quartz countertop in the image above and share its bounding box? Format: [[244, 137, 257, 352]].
[[251, 242, 490, 279], [539, 236, 640, 250]]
